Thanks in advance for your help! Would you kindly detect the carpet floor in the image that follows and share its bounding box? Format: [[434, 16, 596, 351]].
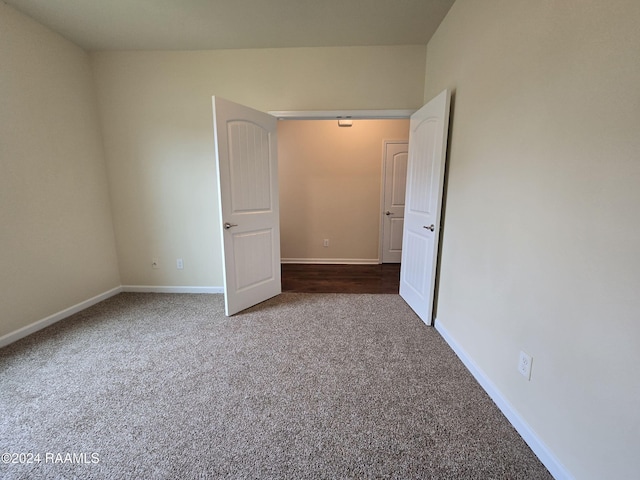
[[0, 293, 552, 479]]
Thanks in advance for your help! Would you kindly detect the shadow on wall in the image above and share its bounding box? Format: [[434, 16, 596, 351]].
[[433, 88, 456, 322]]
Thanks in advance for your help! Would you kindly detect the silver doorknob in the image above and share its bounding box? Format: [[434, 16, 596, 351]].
[[224, 222, 238, 230], [385, 211, 393, 216], [423, 224, 435, 231]]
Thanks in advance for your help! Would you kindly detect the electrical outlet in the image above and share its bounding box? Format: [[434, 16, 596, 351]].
[[176, 258, 184, 270], [323, 239, 329, 247], [518, 351, 532, 380], [152, 258, 159, 269]]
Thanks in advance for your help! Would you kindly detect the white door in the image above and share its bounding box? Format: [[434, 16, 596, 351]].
[[212, 97, 281, 316], [400, 90, 451, 325], [381, 141, 408, 263]]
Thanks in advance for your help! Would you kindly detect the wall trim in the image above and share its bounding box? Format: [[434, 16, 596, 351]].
[[0, 286, 123, 349], [269, 109, 414, 120], [281, 258, 380, 265], [434, 319, 573, 480], [0, 286, 224, 348], [121, 285, 224, 294]]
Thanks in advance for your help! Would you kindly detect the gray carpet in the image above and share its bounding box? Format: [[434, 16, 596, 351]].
[[0, 293, 552, 479]]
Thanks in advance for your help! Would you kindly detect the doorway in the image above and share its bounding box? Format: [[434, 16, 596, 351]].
[[215, 99, 450, 318], [277, 118, 410, 266]]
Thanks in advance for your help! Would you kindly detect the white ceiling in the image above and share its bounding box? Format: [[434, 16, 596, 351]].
[[4, 0, 455, 51]]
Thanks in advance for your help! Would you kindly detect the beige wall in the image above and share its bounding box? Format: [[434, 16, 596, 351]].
[[0, 4, 120, 338], [425, 1, 640, 478], [91, 47, 425, 285], [278, 120, 409, 261]]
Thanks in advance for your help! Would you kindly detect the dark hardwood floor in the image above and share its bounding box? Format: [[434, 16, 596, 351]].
[[281, 263, 401, 294]]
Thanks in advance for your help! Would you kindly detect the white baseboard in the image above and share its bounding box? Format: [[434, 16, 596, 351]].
[[1, 285, 224, 349], [434, 320, 573, 480], [121, 285, 224, 294], [281, 258, 380, 265], [0, 286, 123, 349]]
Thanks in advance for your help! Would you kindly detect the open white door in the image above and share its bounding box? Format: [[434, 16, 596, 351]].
[[400, 90, 451, 325], [212, 97, 281, 316]]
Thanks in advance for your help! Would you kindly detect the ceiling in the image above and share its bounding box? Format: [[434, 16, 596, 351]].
[[4, 0, 455, 51]]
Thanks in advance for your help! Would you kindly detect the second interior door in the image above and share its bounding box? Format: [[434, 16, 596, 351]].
[[381, 141, 408, 263]]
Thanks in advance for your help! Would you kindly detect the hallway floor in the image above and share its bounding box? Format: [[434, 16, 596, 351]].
[[281, 263, 401, 294]]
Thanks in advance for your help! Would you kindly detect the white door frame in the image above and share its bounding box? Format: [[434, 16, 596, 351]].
[[269, 110, 414, 120]]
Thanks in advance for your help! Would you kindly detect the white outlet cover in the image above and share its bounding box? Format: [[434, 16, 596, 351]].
[[518, 351, 532, 380]]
